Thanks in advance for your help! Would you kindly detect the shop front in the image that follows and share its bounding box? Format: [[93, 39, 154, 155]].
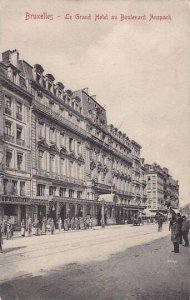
[[0, 196, 49, 230]]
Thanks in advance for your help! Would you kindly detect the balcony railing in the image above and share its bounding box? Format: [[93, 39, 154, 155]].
[[110, 146, 133, 165], [5, 106, 12, 116], [4, 133, 14, 143], [54, 196, 87, 203], [36, 169, 85, 186], [33, 100, 87, 137], [94, 182, 112, 191], [133, 180, 141, 185], [16, 138, 25, 146]]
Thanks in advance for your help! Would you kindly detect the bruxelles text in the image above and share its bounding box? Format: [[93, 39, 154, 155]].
[[25, 12, 172, 22]]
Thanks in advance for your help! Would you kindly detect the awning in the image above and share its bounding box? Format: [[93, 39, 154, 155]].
[[142, 209, 156, 217], [98, 194, 118, 204]]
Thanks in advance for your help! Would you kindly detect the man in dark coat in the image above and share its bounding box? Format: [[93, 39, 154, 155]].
[[181, 216, 189, 247], [0, 224, 3, 253], [169, 215, 180, 253], [176, 213, 183, 244]]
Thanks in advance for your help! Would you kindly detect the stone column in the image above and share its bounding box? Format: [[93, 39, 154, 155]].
[[83, 204, 86, 217], [17, 205, 21, 225], [75, 204, 78, 217], [0, 204, 4, 220], [65, 203, 70, 218], [56, 201, 60, 219], [0, 175, 4, 195]]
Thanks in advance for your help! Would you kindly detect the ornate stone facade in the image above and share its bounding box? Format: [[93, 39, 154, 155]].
[[0, 49, 149, 227]]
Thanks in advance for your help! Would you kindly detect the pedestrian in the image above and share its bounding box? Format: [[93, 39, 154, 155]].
[[157, 214, 163, 232], [21, 219, 26, 237], [1, 218, 5, 237], [50, 218, 55, 235], [169, 215, 180, 253], [58, 217, 62, 232], [42, 217, 47, 234], [71, 217, 75, 230], [27, 216, 32, 236], [63, 218, 68, 231], [10, 221, 14, 239], [86, 217, 90, 229], [83, 217, 87, 230], [181, 216, 189, 247], [33, 218, 40, 236], [0, 224, 3, 253], [75, 217, 79, 230], [89, 217, 93, 229], [6, 219, 12, 240], [3, 218, 7, 238], [176, 213, 183, 244]]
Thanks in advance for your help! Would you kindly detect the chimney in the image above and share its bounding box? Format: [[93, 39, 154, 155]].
[[2, 49, 19, 66]]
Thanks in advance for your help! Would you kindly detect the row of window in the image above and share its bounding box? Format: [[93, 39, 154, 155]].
[[37, 96, 83, 126], [35, 73, 83, 114], [37, 184, 82, 198], [38, 123, 82, 153], [4, 179, 26, 196], [38, 151, 83, 178], [6, 149, 24, 170], [5, 95, 24, 121], [5, 119, 25, 144]]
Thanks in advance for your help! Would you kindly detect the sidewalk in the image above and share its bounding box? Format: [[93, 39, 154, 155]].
[[3, 222, 168, 240]]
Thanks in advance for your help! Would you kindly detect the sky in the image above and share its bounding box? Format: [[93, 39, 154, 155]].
[[0, 0, 189, 205]]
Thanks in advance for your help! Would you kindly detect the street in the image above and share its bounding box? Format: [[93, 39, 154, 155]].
[[0, 224, 189, 300]]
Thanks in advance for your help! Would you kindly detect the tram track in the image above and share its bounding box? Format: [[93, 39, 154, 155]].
[[1, 227, 154, 259], [0, 229, 162, 267]]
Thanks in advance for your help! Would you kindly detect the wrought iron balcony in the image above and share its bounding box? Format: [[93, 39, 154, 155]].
[[94, 182, 112, 192], [36, 169, 85, 186], [110, 146, 133, 165], [33, 100, 87, 137], [54, 196, 87, 203]]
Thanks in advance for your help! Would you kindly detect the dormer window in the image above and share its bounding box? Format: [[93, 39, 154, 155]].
[[53, 87, 56, 95], [42, 78, 46, 88], [36, 73, 41, 83], [48, 82, 52, 92], [13, 71, 17, 84], [58, 90, 62, 98]]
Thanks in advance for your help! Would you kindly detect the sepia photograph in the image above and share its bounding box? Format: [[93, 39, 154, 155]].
[[0, 0, 189, 299]]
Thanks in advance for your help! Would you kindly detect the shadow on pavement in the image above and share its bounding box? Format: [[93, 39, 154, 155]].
[[0, 236, 189, 300], [2, 246, 27, 254]]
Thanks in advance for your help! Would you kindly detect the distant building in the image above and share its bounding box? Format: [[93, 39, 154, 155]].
[[144, 163, 179, 210]]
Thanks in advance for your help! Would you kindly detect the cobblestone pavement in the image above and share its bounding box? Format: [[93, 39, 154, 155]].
[[0, 224, 189, 300]]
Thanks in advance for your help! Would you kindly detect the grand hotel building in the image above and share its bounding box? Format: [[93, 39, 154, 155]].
[[0, 49, 148, 228]]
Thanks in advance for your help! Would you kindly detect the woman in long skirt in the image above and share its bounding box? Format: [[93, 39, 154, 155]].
[[21, 219, 26, 237], [58, 217, 62, 232], [50, 218, 55, 235]]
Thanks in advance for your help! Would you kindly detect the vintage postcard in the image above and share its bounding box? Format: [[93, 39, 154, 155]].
[[0, 0, 189, 299]]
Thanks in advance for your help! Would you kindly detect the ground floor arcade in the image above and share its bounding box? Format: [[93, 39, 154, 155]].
[[0, 195, 145, 229]]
